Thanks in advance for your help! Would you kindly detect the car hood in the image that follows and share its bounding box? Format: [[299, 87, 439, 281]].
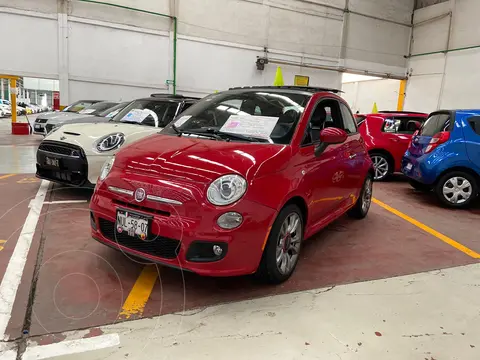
[[115, 135, 291, 184], [44, 122, 160, 155], [46, 112, 93, 124], [61, 116, 109, 125]]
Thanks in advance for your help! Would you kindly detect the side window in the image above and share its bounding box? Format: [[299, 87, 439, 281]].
[[340, 103, 357, 134], [302, 99, 345, 146], [302, 103, 326, 145], [181, 102, 194, 112], [383, 118, 402, 133], [468, 116, 480, 135]]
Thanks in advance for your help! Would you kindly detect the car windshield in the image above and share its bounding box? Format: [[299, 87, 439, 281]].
[[78, 102, 119, 116], [419, 113, 451, 136], [111, 99, 181, 127], [161, 90, 311, 144], [62, 101, 98, 113], [98, 102, 129, 118]]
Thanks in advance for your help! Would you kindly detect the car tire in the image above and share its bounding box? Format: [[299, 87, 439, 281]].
[[370, 152, 392, 181], [256, 204, 304, 284], [408, 179, 432, 192], [435, 171, 478, 208], [348, 173, 373, 219]]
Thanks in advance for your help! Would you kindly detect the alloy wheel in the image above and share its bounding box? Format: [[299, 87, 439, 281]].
[[442, 177, 472, 204], [371, 155, 389, 180], [276, 213, 301, 275]]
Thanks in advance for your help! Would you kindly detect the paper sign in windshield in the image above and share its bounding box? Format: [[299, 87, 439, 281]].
[[220, 115, 279, 139], [79, 109, 96, 114], [122, 109, 156, 123], [174, 115, 192, 127]]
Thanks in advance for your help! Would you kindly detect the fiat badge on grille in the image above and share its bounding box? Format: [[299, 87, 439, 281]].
[[134, 188, 146, 202]]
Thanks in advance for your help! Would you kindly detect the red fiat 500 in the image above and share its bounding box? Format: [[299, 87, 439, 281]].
[[357, 111, 428, 180], [90, 86, 374, 283]]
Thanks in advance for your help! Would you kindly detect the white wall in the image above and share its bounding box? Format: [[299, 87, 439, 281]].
[[405, 0, 480, 112], [1, 0, 415, 106], [342, 79, 400, 113]]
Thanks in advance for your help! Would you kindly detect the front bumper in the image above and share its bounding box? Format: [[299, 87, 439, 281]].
[[36, 141, 93, 187], [89, 188, 278, 277]]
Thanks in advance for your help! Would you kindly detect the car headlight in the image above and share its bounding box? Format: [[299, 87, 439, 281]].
[[207, 174, 247, 206], [95, 133, 125, 152], [99, 157, 115, 181]]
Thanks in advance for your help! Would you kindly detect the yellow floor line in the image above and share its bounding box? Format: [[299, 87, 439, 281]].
[[0, 174, 15, 180], [372, 198, 480, 259], [119, 265, 158, 319]]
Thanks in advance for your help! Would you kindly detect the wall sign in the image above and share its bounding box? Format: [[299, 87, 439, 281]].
[[294, 75, 309, 86]]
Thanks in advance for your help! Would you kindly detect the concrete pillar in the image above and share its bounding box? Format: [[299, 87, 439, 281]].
[[58, 0, 70, 107], [0, 79, 4, 100]]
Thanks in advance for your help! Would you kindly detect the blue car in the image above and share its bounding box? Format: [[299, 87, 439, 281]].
[[401, 110, 480, 208]]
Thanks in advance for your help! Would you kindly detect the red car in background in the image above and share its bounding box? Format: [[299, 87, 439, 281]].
[[90, 86, 374, 284], [357, 111, 428, 180]]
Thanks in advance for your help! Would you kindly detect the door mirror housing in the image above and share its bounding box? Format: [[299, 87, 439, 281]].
[[314, 128, 348, 157]]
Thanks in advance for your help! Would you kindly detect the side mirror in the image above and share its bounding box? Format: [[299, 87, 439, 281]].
[[314, 128, 348, 157]]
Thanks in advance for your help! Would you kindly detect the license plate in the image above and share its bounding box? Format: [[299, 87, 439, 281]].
[[116, 210, 149, 239], [405, 163, 413, 171], [45, 156, 60, 168], [34, 124, 41, 129]]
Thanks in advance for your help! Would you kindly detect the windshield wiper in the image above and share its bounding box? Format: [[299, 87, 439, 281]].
[[171, 123, 181, 136], [205, 128, 269, 143], [178, 129, 223, 141]]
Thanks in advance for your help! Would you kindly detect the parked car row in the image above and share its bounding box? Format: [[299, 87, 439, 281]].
[[34, 86, 480, 285], [0, 99, 50, 117], [356, 110, 480, 208], [36, 86, 374, 284]]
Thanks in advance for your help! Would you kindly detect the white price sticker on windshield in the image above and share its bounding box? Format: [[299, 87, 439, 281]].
[[79, 109, 96, 114], [220, 115, 279, 139], [174, 115, 191, 127], [122, 109, 155, 123]]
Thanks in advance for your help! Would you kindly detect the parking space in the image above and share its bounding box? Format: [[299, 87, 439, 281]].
[[4, 178, 479, 342], [0, 174, 42, 285]]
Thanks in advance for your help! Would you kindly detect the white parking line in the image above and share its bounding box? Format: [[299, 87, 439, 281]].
[[22, 333, 120, 360], [43, 200, 88, 205], [0, 180, 49, 340]]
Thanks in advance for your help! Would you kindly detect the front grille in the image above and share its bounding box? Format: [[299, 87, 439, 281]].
[[98, 218, 180, 259], [38, 141, 84, 158], [36, 118, 48, 124], [112, 199, 170, 217], [36, 167, 87, 186]]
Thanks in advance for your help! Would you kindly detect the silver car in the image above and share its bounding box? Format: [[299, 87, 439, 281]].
[[45, 101, 130, 134], [33, 100, 103, 135]]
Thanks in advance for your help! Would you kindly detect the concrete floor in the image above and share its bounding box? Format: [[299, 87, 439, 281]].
[[23, 264, 480, 360], [0, 125, 479, 359]]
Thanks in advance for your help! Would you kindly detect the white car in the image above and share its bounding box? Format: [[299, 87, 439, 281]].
[[35, 95, 199, 187]]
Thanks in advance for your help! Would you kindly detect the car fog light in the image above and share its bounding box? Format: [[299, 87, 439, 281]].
[[217, 212, 243, 229], [213, 245, 223, 256]]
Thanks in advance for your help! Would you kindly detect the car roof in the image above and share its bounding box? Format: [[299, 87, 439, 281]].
[[148, 94, 200, 101], [370, 111, 428, 117], [227, 85, 342, 96]]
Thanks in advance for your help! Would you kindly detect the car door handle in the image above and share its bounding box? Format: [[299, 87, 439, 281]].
[[389, 138, 399, 142], [349, 153, 357, 159]]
